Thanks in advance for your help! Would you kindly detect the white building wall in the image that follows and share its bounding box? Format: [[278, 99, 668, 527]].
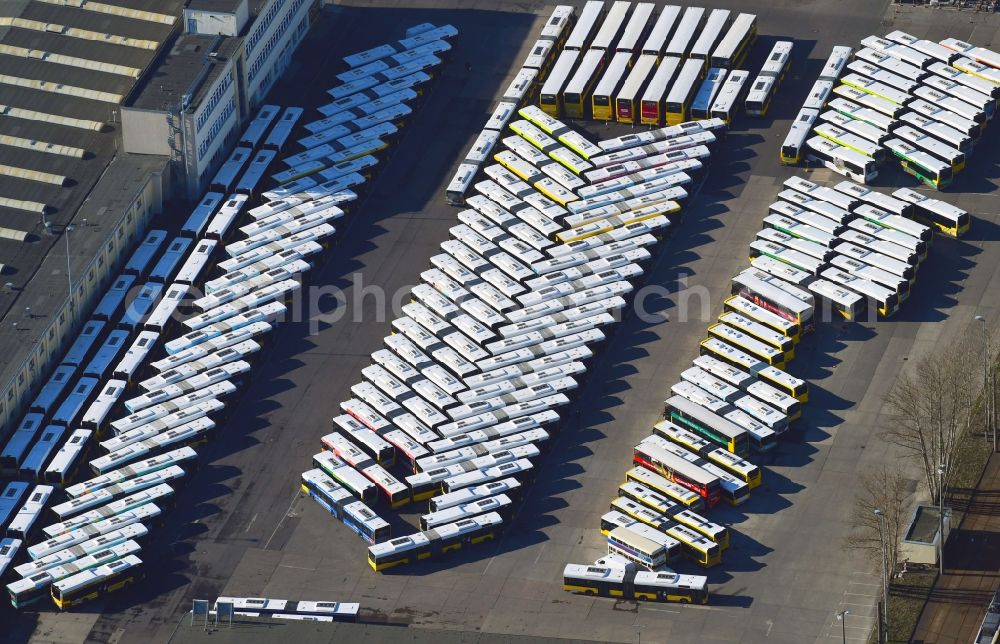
[[244, 0, 315, 107]]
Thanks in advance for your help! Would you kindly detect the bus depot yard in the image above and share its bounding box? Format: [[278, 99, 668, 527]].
[[2, 1, 1000, 643]]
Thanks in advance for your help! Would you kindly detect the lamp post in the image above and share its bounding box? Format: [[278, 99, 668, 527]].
[[975, 315, 991, 448], [874, 508, 889, 644], [938, 462, 946, 577], [837, 609, 849, 644], [64, 224, 75, 308]]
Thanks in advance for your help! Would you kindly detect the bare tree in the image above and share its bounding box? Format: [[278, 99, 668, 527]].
[[883, 331, 981, 503], [844, 463, 912, 575]]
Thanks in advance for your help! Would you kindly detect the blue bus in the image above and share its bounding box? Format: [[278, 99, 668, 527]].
[[61, 320, 105, 367], [119, 283, 163, 332], [123, 230, 167, 276], [148, 237, 193, 283], [20, 425, 65, 479], [82, 330, 130, 380], [51, 377, 99, 427], [29, 365, 77, 414], [0, 415, 44, 472], [0, 481, 30, 528], [93, 275, 137, 321], [180, 193, 225, 238]]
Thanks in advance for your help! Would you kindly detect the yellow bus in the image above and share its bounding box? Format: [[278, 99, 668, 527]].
[[664, 58, 704, 125], [538, 49, 579, 117], [640, 56, 681, 125], [563, 49, 606, 119], [591, 51, 631, 121], [616, 54, 658, 123]]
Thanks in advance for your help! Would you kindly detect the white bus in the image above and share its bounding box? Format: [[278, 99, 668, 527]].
[[779, 107, 818, 164], [847, 59, 918, 93], [813, 122, 886, 161], [639, 56, 681, 125], [861, 35, 932, 70], [590, 1, 630, 52], [564, 1, 604, 51], [912, 86, 985, 124], [893, 124, 966, 173], [827, 97, 895, 132], [818, 45, 853, 82], [802, 80, 833, 111], [923, 75, 994, 119], [690, 68, 727, 120], [886, 31, 958, 64], [689, 9, 730, 65], [642, 5, 681, 57], [711, 70, 750, 123], [760, 41, 792, 81], [820, 111, 889, 146], [664, 6, 704, 59], [591, 51, 632, 121], [539, 5, 576, 47], [806, 136, 878, 183], [822, 267, 897, 318], [616, 2, 655, 57], [615, 54, 658, 124], [855, 47, 927, 83], [927, 61, 1000, 100], [539, 49, 581, 117], [710, 12, 756, 70], [833, 85, 905, 119], [939, 37, 1000, 70], [908, 97, 981, 139], [808, 277, 866, 321], [745, 75, 777, 118]]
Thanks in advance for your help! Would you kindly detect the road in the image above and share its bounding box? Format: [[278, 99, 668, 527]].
[[14, 2, 1000, 643]]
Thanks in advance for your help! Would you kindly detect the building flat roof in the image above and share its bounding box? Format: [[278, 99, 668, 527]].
[[905, 505, 943, 544], [188, 0, 246, 14], [0, 0, 182, 304], [129, 33, 241, 112], [0, 153, 168, 409]]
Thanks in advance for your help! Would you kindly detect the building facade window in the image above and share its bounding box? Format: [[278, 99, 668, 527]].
[[196, 74, 234, 132], [198, 99, 236, 158]]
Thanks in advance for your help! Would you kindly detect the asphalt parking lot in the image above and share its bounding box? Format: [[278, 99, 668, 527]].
[[14, 1, 1000, 643]]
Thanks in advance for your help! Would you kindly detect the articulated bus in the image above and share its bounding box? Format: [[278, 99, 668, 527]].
[[616, 54, 658, 123], [663, 394, 749, 458], [563, 563, 709, 604], [633, 438, 721, 508], [664, 58, 705, 125], [538, 49, 580, 117], [592, 51, 632, 121], [9, 539, 138, 608], [51, 554, 143, 610], [892, 187, 970, 237], [639, 56, 681, 125], [367, 512, 503, 572], [664, 7, 704, 59], [563, 49, 606, 119], [806, 136, 879, 184], [710, 12, 756, 69], [780, 107, 819, 164], [884, 138, 953, 190]]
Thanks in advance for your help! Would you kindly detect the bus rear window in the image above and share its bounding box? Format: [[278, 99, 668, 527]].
[[593, 95, 609, 106], [665, 102, 682, 113], [564, 93, 580, 105], [540, 93, 557, 105]]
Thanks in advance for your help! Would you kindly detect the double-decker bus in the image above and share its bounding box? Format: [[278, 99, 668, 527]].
[[633, 439, 721, 508], [710, 12, 756, 69], [663, 395, 750, 457]]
